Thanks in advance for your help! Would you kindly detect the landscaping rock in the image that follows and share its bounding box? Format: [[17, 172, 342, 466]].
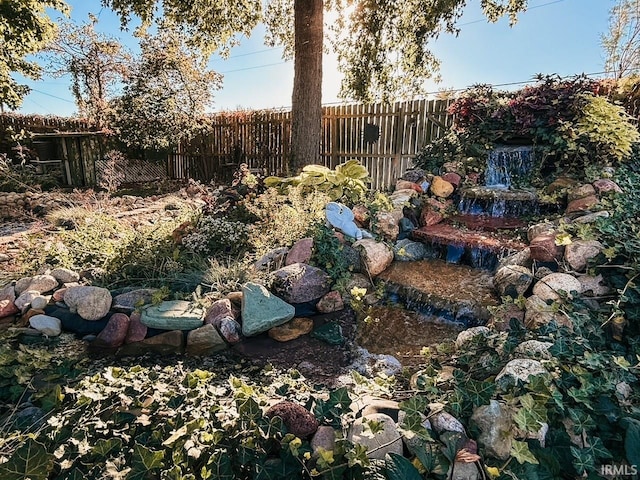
[[312, 321, 345, 345], [494, 265, 533, 298], [95, 313, 130, 348], [495, 359, 547, 388], [470, 400, 512, 460], [430, 410, 465, 434], [567, 183, 596, 201], [565, 240, 603, 272], [254, 247, 289, 271], [497, 247, 532, 269], [204, 298, 235, 326], [270, 263, 332, 304], [450, 462, 480, 480], [316, 291, 344, 313], [15, 274, 58, 295], [266, 401, 318, 438], [241, 282, 295, 336], [347, 413, 403, 460], [186, 324, 228, 354], [455, 326, 490, 350], [285, 237, 314, 265], [28, 314, 62, 337], [52, 288, 67, 302], [527, 223, 556, 243], [50, 267, 80, 284], [268, 317, 314, 342], [401, 168, 426, 184], [442, 172, 462, 188], [593, 178, 622, 194], [396, 179, 423, 193], [571, 210, 610, 224], [533, 272, 583, 301], [487, 303, 525, 331], [30, 295, 49, 310], [529, 234, 564, 263], [578, 274, 612, 296], [0, 284, 19, 318], [21, 308, 45, 326], [393, 238, 426, 261], [430, 176, 455, 198], [46, 306, 109, 335], [524, 295, 572, 330], [339, 244, 362, 273], [352, 204, 370, 225], [119, 330, 185, 356], [389, 189, 417, 208], [514, 340, 553, 359], [352, 239, 393, 277], [218, 317, 242, 344], [112, 288, 157, 313], [311, 426, 336, 458], [374, 211, 399, 241], [64, 286, 113, 321], [141, 300, 204, 330], [125, 311, 147, 343], [566, 194, 599, 214], [15, 290, 41, 311]]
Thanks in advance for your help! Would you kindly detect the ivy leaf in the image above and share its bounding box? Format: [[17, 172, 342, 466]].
[[57, 467, 86, 480], [621, 417, 640, 467], [0, 439, 54, 480], [385, 453, 422, 480], [399, 395, 428, 418], [513, 394, 548, 432], [237, 397, 262, 420], [92, 438, 123, 458], [328, 387, 351, 409], [570, 446, 594, 475], [586, 437, 612, 460], [511, 440, 539, 465], [203, 451, 234, 480], [568, 408, 596, 435], [127, 443, 164, 480], [464, 378, 496, 407]]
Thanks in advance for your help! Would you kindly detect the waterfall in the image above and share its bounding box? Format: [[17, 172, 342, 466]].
[[485, 145, 535, 189]]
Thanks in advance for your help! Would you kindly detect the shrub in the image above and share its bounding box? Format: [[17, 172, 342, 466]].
[[181, 215, 251, 258]]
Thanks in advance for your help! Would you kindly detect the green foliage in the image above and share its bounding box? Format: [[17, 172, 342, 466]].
[[243, 185, 330, 255], [181, 215, 251, 258], [111, 26, 222, 150], [264, 160, 370, 206], [310, 223, 353, 282], [0, 0, 69, 110]]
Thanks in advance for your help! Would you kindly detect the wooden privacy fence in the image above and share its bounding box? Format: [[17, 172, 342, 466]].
[[169, 98, 454, 189]]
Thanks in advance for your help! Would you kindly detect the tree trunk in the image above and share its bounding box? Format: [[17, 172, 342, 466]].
[[290, 0, 323, 173]]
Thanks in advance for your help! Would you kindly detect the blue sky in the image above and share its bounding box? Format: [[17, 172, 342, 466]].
[[16, 0, 613, 116]]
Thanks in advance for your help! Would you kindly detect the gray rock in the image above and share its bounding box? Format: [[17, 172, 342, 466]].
[[568, 183, 596, 201], [565, 240, 603, 272], [64, 286, 112, 321], [496, 359, 547, 389], [533, 273, 583, 301], [347, 413, 403, 460], [390, 189, 418, 208], [430, 411, 466, 434], [218, 317, 242, 344], [241, 282, 295, 336], [527, 223, 556, 243], [497, 247, 532, 269], [374, 211, 400, 241], [470, 400, 513, 460], [515, 340, 553, 359], [311, 426, 336, 459], [316, 291, 344, 313], [15, 290, 40, 311], [393, 239, 426, 261], [455, 326, 490, 350], [112, 288, 157, 313], [186, 324, 228, 354], [524, 295, 572, 330], [269, 263, 331, 304], [204, 298, 236, 326], [578, 274, 612, 297], [570, 211, 610, 224], [15, 275, 58, 295], [253, 247, 289, 272], [50, 267, 80, 284], [494, 265, 533, 298], [28, 314, 62, 336], [140, 300, 204, 330], [352, 239, 394, 277], [30, 295, 49, 310], [450, 462, 480, 480]]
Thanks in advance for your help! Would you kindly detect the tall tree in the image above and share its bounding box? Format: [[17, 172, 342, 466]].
[[101, 0, 527, 171], [42, 15, 131, 127], [602, 0, 640, 79], [111, 26, 222, 151], [0, 0, 69, 111]]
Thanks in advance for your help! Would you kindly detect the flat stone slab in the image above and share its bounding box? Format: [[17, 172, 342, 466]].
[[140, 300, 204, 330], [412, 223, 526, 254], [241, 282, 295, 337], [378, 259, 499, 325]]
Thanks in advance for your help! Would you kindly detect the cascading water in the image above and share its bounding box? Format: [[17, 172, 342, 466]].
[[485, 145, 535, 189]]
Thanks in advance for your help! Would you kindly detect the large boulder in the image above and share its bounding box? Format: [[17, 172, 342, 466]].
[[64, 286, 112, 321], [352, 239, 393, 277], [15, 275, 58, 295], [140, 300, 204, 330], [565, 240, 603, 272], [270, 263, 332, 304], [495, 359, 547, 389], [241, 282, 295, 336], [533, 273, 583, 301]]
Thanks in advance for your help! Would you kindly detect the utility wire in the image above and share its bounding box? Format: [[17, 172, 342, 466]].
[[29, 88, 76, 103], [458, 0, 566, 26]]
